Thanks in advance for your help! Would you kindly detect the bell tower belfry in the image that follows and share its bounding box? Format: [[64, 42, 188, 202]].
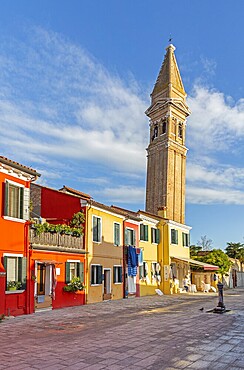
[[145, 44, 190, 224]]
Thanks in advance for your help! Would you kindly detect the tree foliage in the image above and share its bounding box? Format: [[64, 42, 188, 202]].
[[202, 249, 232, 279], [190, 245, 203, 258], [226, 242, 244, 271]]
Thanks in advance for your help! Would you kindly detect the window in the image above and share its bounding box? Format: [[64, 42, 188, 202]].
[[178, 123, 183, 139], [3, 256, 26, 291], [182, 232, 190, 247], [162, 121, 167, 134], [65, 261, 84, 283], [91, 265, 103, 285], [140, 224, 148, 241], [113, 266, 123, 283], [139, 262, 148, 279], [171, 229, 178, 244], [93, 216, 102, 242], [153, 125, 158, 140], [4, 181, 29, 220], [151, 228, 160, 244], [125, 228, 136, 246], [114, 222, 120, 246], [151, 262, 158, 281]]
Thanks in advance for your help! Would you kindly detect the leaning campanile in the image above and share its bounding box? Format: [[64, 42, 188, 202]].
[[145, 44, 190, 224]]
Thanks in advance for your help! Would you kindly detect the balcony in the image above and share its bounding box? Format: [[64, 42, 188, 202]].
[[30, 229, 85, 254]]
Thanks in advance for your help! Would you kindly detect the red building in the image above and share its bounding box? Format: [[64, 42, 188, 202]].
[[29, 184, 90, 311], [0, 156, 40, 317]]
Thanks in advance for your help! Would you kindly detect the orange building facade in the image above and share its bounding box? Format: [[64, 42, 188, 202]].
[[0, 156, 40, 316]]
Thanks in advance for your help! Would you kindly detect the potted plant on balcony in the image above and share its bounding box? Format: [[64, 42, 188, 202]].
[[63, 277, 84, 293], [7, 281, 22, 291]]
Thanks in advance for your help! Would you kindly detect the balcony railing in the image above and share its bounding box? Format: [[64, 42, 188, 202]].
[[30, 229, 84, 253]]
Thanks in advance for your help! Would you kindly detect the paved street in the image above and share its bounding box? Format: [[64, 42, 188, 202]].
[[1, 289, 244, 370]]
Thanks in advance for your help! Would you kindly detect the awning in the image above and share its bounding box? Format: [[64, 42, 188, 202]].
[[171, 257, 219, 271]]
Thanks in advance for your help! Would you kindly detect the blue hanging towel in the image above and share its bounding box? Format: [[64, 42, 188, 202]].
[[127, 245, 138, 277], [128, 245, 138, 268]]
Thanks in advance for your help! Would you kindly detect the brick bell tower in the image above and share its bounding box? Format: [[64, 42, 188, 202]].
[[145, 44, 190, 224]]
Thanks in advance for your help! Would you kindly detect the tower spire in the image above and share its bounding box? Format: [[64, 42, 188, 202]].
[[151, 43, 185, 98]]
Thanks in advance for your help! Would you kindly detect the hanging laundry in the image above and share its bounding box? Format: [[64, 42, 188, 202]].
[[128, 245, 138, 277], [128, 245, 138, 267]]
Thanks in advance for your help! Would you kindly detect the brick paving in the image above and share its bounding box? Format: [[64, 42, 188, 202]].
[[0, 289, 244, 369]]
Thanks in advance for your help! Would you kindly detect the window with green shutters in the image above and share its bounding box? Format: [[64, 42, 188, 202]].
[[151, 228, 160, 244], [124, 228, 136, 246], [91, 265, 103, 285], [113, 266, 123, 283], [4, 181, 25, 219], [171, 229, 178, 245], [182, 232, 190, 247], [92, 216, 102, 242], [65, 261, 84, 283], [3, 256, 26, 290], [140, 224, 148, 241], [114, 222, 120, 246]]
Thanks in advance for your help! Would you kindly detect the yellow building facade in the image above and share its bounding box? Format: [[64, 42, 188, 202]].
[[137, 211, 161, 296], [157, 209, 191, 294], [85, 201, 125, 304]]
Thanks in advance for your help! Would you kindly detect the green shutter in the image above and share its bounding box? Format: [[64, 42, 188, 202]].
[[19, 187, 24, 219], [21, 257, 27, 289], [97, 217, 101, 242], [145, 225, 148, 241], [93, 217, 97, 242], [119, 266, 123, 283], [3, 256, 8, 270], [78, 262, 84, 283], [124, 228, 128, 246], [18, 257, 22, 285], [140, 224, 144, 240], [156, 229, 160, 244], [97, 265, 103, 284], [65, 262, 71, 283], [3, 256, 7, 290], [91, 266, 95, 285], [4, 182, 9, 216], [114, 223, 120, 246], [133, 230, 136, 246], [176, 230, 178, 244], [114, 224, 116, 245], [113, 266, 116, 283], [139, 265, 143, 279]]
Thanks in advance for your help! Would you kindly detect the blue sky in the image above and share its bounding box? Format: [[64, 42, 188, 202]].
[[0, 0, 244, 249]]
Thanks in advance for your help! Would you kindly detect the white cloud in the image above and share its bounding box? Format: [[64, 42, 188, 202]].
[[187, 186, 244, 205], [186, 83, 244, 205], [94, 185, 145, 205], [0, 27, 149, 178], [187, 85, 244, 152]]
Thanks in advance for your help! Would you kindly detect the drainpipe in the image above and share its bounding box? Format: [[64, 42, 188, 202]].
[[24, 221, 32, 315], [84, 202, 91, 304], [122, 218, 128, 299]]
